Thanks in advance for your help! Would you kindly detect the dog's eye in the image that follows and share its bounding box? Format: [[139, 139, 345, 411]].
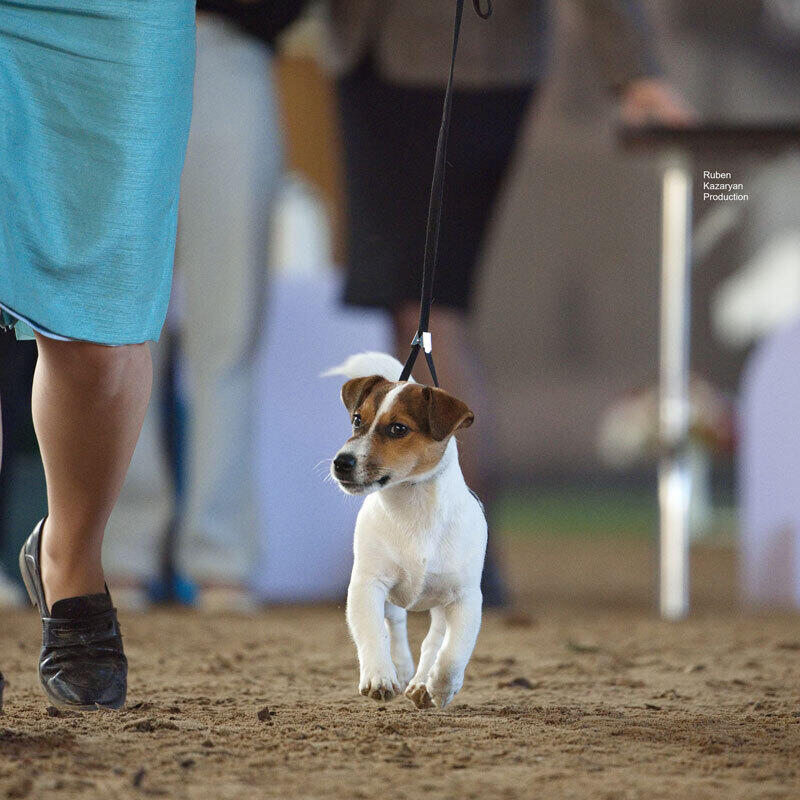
[[352, 413, 362, 428], [387, 422, 409, 438]]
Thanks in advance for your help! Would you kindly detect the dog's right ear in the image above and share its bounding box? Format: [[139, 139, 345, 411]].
[[341, 375, 387, 415], [423, 386, 475, 441]]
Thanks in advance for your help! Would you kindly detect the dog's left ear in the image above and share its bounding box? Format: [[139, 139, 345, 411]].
[[341, 374, 387, 415], [424, 387, 475, 441]]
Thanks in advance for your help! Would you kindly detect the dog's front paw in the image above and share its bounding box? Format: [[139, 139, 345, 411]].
[[404, 682, 433, 710], [359, 667, 401, 702], [427, 671, 463, 709]]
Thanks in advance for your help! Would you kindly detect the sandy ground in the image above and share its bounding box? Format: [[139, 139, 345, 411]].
[[1, 536, 799, 800]]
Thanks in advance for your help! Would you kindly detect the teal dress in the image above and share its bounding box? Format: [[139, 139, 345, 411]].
[[0, 0, 195, 344]]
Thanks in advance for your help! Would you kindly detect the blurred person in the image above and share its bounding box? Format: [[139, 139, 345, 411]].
[[0, 333, 44, 607], [156, 1, 304, 608], [0, 1, 194, 708], [325, 0, 692, 604]]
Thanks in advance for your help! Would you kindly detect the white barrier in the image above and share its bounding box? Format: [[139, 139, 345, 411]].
[[739, 316, 800, 608], [250, 269, 391, 602]]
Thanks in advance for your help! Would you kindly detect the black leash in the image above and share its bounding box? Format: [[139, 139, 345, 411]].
[[398, 0, 493, 387]]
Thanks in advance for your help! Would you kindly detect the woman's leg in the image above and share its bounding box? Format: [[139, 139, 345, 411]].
[[32, 334, 152, 609]]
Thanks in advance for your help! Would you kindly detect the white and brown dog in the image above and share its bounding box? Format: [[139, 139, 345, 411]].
[[326, 352, 487, 709]]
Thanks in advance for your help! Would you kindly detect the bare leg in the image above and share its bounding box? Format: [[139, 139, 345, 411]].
[[32, 335, 152, 609], [384, 601, 414, 688], [405, 605, 446, 709]]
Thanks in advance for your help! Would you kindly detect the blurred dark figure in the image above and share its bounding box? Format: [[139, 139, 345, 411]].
[[0, 332, 45, 604], [139, 1, 305, 607], [325, 0, 692, 604]]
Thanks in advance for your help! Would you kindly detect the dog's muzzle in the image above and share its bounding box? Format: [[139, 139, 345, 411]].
[[332, 452, 391, 493], [333, 452, 357, 479]]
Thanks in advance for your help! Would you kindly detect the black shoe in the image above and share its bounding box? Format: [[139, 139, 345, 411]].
[[0, 669, 4, 712], [19, 519, 127, 710]]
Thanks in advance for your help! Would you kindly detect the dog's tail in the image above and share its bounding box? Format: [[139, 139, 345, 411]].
[[321, 351, 414, 382]]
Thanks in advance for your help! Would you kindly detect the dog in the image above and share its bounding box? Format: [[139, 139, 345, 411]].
[[325, 352, 487, 709]]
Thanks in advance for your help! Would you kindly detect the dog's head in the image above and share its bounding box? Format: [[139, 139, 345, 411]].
[[330, 376, 474, 494]]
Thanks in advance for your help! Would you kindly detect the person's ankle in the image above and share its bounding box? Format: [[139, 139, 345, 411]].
[[41, 556, 106, 610], [40, 520, 105, 610]]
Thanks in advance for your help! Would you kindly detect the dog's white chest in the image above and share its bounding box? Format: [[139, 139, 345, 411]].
[[388, 562, 460, 612], [351, 450, 487, 614]]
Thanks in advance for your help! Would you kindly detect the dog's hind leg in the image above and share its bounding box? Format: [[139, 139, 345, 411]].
[[405, 606, 446, 709], [384, 601, 414, 689]]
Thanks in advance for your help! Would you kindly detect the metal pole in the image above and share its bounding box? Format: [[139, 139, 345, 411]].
[[658, 154, 692, 620]]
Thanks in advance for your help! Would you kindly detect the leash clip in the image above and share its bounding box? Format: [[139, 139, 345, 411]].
[[411, 331, 433, 354], [402, 330, 438, 386]]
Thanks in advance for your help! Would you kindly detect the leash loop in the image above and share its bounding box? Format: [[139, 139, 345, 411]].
[[473, 0, 493, 20], [398, 0, 491, 387]]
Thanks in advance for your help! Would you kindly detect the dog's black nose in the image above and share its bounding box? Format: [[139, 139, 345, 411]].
[[334, 453, 357, 474]]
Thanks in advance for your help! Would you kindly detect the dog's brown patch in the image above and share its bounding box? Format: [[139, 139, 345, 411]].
[[345, 383, 474, 478], [378, 384, 473, 440], [390, 385, 472, 476], [341, 375, 391, 416], [422, 386, 474, 441], [339, 379, 474, 482]]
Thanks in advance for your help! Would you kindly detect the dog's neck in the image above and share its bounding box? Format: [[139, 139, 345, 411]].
[[375, 437, 466, 520]]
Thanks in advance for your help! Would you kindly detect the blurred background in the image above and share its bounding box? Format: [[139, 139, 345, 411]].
[[2, 0, 800, 614]]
